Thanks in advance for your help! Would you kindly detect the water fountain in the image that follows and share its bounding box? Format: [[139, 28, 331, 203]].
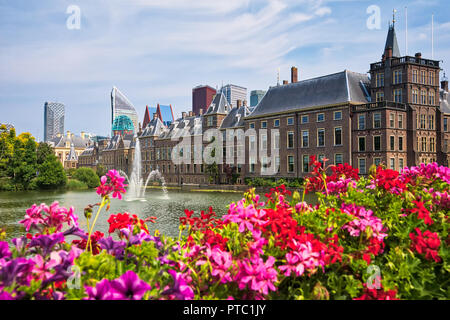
[[119, 136, 169, 201]]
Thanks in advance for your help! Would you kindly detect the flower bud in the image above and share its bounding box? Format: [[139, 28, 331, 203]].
[[313, 282, 330, 300]]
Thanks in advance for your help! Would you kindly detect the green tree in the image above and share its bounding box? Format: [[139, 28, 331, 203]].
[[36, 142, 54, 165], [73, 167, 100, 188], [10, 133, 37, 190], [36, 155, 67, 189], [0, 126, 16, 177], [96, 164, 107, 178]]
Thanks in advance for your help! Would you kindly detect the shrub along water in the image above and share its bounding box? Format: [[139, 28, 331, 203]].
[[0, 160, 448, 300]]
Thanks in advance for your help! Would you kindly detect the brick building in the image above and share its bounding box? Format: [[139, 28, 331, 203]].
[[82, 22, 449, 185]]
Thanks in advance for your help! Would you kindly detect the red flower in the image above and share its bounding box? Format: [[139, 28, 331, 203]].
[[409, 228, 441, 263], [374, 167, 409, 194], [354, 283, 399, 300], [410, 201, 434, 225], [72, 231, 104, 255], [107, 212, 152, 235]]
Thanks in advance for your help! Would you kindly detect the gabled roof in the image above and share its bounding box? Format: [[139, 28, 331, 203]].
[[205, 93, 230, 115], [158, 115, 202, 140], [143, 106, 151, 129], [48, 135, 91, 149], [158, 104, 175, 126], [220, 106, 246, 129], [384, 24, 401, 58], [140, 117, 166, 137], [247, 70, 370, 118], [67, 144, 78, 161]]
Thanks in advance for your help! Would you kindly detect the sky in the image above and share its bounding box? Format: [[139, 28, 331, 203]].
[[1, 0, 449, 141]]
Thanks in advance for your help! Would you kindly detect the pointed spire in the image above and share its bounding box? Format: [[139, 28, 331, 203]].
[[143, 105, 151, 129], [384, 18, 401, 58]]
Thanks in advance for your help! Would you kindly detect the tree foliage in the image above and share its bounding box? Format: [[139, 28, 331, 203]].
[[73, 167, 100, 188]]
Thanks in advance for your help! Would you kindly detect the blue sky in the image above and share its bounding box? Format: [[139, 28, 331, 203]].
[[1, 0, 449, 140]]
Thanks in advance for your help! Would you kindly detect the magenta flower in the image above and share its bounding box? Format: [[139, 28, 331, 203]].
[[29, 233, 65, 256], [341, 204, 387, 241], [19, 204, 45, 232], [97, 170, 127, 199], [0, 291, 13, 300], [0, 242, 11, 261], [278, 241, 322, 277], [84, 279, 114, 300], [223, 200, 267, 233], [110, 270, 151, 300], [31, 254, 59, 281], [235, 256, 278, 296], [162, 269, 194, 300], [209, 247, 233, 284]]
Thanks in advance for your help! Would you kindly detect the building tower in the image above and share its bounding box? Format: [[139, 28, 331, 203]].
[[219, 84, 247, 108], [44, 102, 65, 142], [111, 86, 139, 136], [193, 85, 217, 116]]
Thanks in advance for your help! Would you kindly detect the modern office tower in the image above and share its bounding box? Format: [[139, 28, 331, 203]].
[[219, 84, 247, 108], [44, 102, 65, 142], [111, 86, 139, 135], [192, 85, 217, 115], [250, 90, 266, 108]]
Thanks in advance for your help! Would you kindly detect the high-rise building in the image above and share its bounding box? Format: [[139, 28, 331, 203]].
[[111, 86, 139, 135], [219, 84, 247, 108], [143, 104, 174, 128], [44, 102, 65, 142], [250, 90, 266, 108], [192, 85, 217, 115]]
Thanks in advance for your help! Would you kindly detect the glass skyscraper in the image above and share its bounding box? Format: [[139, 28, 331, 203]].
[[219, 84, 247, 108], [44, 102, 65, 142], [111, 86, 139, 135]]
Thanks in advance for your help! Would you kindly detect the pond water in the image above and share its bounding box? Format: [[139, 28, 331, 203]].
[[0, 189, 246, 241]]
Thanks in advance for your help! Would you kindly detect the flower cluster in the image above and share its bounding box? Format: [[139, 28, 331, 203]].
[[409, 228, 441, 263], [96, 169, 127, 199]]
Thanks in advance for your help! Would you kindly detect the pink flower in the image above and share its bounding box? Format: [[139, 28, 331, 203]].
[[223, 200, 267, 233], [235, 256, 278, 296], [97, 170, 127, 200], [341, 204, 387, 241], [19, 204, 45, 232], [31, 254, 59, 281], [209, 247, 233, 284], [278, 241, 323, 277]]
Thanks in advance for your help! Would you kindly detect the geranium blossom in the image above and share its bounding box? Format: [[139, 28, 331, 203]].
[[223, 200, 267, 233], [235, 256, 278, 296], [110, 270, 151, 300]]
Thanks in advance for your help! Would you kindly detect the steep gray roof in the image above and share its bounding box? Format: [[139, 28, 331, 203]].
[[49, 135, 91, 149], [104, 134, 135, 151], [158, 115, 202, 140], [140, 117, 166, 138], [80, 145, 96, 157], [67, 144, 78, 161], [384, 25, 401, 58], [220, 106, 246, 129], [205, 93, 230, 115], [440, 89, 450, 114], [248, 70, 370, 118]]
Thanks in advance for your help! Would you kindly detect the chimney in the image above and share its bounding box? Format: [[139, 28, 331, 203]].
[[415, 52, 422, 62], [283, 80, 288, 85], [199, 108, 204, 115], [442, 80, 449, 92], [237, 100, 242, 108], [291, 66, 298, 83], [153, 112, 158, 120], [81, 131, 85, 139], [189, 111, 194, 117], [182, 112, 187, 119]]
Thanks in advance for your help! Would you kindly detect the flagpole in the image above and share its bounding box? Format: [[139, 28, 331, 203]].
[[405, 7, 408, 56], [432, 14, 434, 60]]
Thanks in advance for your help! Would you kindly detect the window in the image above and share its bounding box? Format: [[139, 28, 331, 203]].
[[421, 90, 427, 104], [249, 135, 256, 151], [302, 130, 309, 148], [421, 137, 427, 152], [302, 155, 310, 173], [374, 136, 381, 151], [287, 132, 294, 149], [274, 131, 280, 149], [274, 119, 280, 127], [429, 91, 435, 105], [394, 89, 402, 103], [412, 70, 418, 83], [275, 156, 280, 173], [317, 129, 325, 147], [420, 115, 426, 129], [421, 71, 426, 84], [317, 113, 325, 122], [444, 118, 448, 132], [288, 156, 295, 173], [373, 113, 381, 129], [261, 121, 267, 129], [334, 111, 342, 120], [428, 115, 435, 130], [301, 115, 309, 124], [359, 158, 367, 174], [249, 122, 255, 129], [430, 137, 436, 152], [376, 92, 384, 102], [358, 114, 366, 130], [399, 136, 404, 151], [390, 158, 395, 170], [335, 154, 343, 165], [287, 117, 294, 125], [390, 136, 395, 151], [412, 90, 418, 104], [389, 114, 395, 128], [376, 73, 384, 87], [374, 158, 382, 167], [429, 71, 434, 85], [393, 70, 402, 84], [399, 158, 404, 170], [261, 134, 267, 150], [207, 116, 213, 126], [358, 137, 366, 152], [398, 114, 404, 129], [334, 127, 342, 146]]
